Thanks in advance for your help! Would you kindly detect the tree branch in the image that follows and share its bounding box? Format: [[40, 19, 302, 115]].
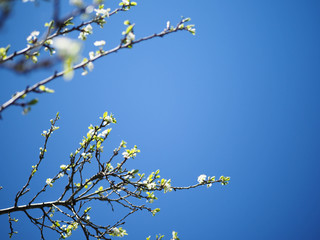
[[0, 21, 192, 117]]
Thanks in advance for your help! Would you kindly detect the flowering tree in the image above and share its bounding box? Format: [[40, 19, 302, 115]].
[[0, 0, 230, 239]]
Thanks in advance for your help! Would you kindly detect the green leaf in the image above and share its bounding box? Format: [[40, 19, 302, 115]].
[[152, 208, 160, 216], [84, 207, 92, 213], [0, 45, 10, 59], [63, 17, 74, 26], [39, 85, 46, 91], [125, 24, 134, 34], [183, 17, 191, 22], [44, 20, 54, 29], [27, 98, 39, 106]]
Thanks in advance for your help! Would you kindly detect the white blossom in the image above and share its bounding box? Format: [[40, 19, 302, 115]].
[[89, 51, 95, 60], [98, 129, 110, 138], [81, 152, 92, 159], [87, 62, 94, 71], [94, 40, 106, 47], [52, 37, 82, 60], [122, 151, 130, 158], [103, 115, 113, 123], [166, 21, 170, 29], [46, 178, 53, 187], [109, 227, 127, 237], [58, 172, 64, 178], [27, 31, 40, 43], [72, 222, 79, 230], [127, 32, 135, 42], [111, 227, 120, 235], [60, 164, 68, 170], [163, 179, 173, 193], [82, 69, 88, 76], [197, 174, 207, 184], [171, 231, 179, 240]]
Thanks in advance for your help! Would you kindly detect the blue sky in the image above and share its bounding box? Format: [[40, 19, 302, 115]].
[[1, 0, 320, 239]]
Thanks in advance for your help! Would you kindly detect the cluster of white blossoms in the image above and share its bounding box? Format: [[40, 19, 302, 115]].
[[81, 40, 106, 75], [81, 51, 95, 76], [162, 179, 173, 193], [197, 174, 218, 188], [57, 172, 64, 179], [81, 152, 92, 159], [60, 222, 79, 238], [87, 124, 95, 137], [109, 227, 127, 237], [122, 20, 135, 44], [78, 24, 93, 41], [44, 165, 70, 187], [120, 0, 137, 6], [97, 128, 111, 138], [35, 110, 226, 240], [94, 8, 110, 18], [43, 39, 55, 54], [197, 174, 207, 184], [102, 113, 114, 124], [26, 31, 39, 44], [143, 180, 157, 190], [171, 231, 179, 240], [60, 164, 69, 170], [41, 126, 59, 137], [46, 178, 54, 187], [122, 151, 130, 158], [122, 145, 140, 159]]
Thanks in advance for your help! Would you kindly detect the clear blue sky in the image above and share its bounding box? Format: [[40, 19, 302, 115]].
[[1, 0, 320, 239]]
